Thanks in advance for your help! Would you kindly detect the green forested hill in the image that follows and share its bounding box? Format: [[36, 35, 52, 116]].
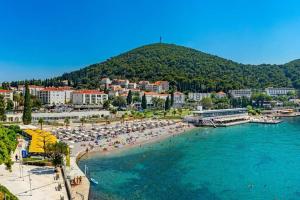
[[57, 43, 299, 92]]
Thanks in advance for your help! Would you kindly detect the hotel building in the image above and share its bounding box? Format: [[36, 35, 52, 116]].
[[265, 88, 295, 96], [72, 90, 108, 105]]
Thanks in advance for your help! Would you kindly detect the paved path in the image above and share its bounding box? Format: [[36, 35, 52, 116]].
[[0, 164, 68, 200]]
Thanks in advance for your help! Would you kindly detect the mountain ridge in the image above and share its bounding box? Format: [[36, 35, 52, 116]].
[[56, 43, 300, 92]]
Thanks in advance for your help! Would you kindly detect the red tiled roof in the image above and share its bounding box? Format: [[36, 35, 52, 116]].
[[41, 87, 66, 92], [144, 92, 169, 96], [73, 90, 105, 95], [0, 90, 12, 93]]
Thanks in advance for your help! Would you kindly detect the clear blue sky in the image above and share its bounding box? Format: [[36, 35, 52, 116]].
[[1, 0, 300, 81]]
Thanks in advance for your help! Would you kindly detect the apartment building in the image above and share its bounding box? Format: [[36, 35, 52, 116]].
[[188, 93, 211, 101], [0, 90, 13, 101], [265, 88, 295, 96], [229, 89, 252, 99], [145, 83, 162, 93], [138, 81, 150, 90], [154, 81, 169, 92], [142, 92, 169, 107], [72, 90, 108, 105], [38, 88, 67, 105], [173, 92, 185, 105]]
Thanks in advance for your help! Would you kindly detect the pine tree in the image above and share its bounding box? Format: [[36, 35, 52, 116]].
[[0, 95, 6, 121], [22, 83, 32, 124], [127, 90, 133, 105], [165, 96, 170, 111], [170, 92, 174, 107], [141, 94, 147, 110]]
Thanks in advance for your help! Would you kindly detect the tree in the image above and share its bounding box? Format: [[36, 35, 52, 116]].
[[126, 90, 133, 105], [38, 118, 44, 130], [104, 115, 110, 125], [22, 83, 32, 124], [170, 91, 174, 107], [103, 100, 110, 110], [0, 95, 6, 121], [80, 117, 86, 126], [64, 118, 70, 128], [6, 99, 14, 111], [152, 97, 165, 109], [46, 142, 68, 167], [164, 96, 171, 111], [13, 93, 22, 110], [141, 94, 147, 109], [112, 96, 127, 108], [201, 97, 213, 109]]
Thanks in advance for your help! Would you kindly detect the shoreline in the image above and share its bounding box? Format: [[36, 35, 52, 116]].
[[70, 121, 195, 200], [79, 123, 196, 159]]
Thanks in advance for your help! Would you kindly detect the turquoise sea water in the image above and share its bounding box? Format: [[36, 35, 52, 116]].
[[78, 118, 300, 200]]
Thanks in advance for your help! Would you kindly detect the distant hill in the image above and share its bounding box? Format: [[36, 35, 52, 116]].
[[57, 43, 300, 92]]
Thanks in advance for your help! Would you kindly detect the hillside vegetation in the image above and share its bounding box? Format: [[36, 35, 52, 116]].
[[54, 44, 300, 91]]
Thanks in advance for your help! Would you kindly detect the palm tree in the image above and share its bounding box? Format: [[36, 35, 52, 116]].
[[178, 108, 183, 117], [104, 115, 110, 125], [64, 118, 70, 128], [163, 111, 167, 118], [80, 117, 86, 127], [121, 114, 126, 124], [172, 109, 177, 116], [38, 118, 44, 130]]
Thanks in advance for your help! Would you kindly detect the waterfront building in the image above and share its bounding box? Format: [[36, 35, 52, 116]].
[[188, 108, 249, 127], [265, 87, 295, 96], [6, 110, 110, 122], [72, 90, 108, 105], [0, 90, 13, 101], [229, 89, 252, 98], [188, 93, 211, 101], [173, 92, 185, 107], [142, 92, 169, 107]]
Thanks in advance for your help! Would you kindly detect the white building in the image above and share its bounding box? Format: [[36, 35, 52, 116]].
[[154, 81, 169, 92], [0, 90, 13, 101], [21, 85, 44, 96], [145, 84, 162, 93], [265, 88, 295, 96], [100, 77, 112, 87], [173, 92, 185, 107], [142, 92, 169, 107], [72, 90, 108, 105], [229, 89, 252, 99], [128, 82, 137, 89], [6, 110, 110, 122], [112, 79, 129, 88], [188, 93, 211, 101], [138, 81, 150, 90], [38, 88, 68, 105]]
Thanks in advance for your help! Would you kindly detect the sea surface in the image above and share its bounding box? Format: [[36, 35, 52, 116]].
[[78, 117, 300, 200]]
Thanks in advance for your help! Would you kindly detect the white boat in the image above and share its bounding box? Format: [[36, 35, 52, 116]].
[[90, 178, 98, 185]]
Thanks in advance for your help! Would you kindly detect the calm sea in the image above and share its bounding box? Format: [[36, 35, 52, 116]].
[[78, 117, 300, 200]]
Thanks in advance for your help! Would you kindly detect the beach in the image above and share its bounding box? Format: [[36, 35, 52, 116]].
[[55, 119, 195, 200]]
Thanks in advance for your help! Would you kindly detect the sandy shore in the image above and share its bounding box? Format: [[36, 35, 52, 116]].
[[65, 120, 196, 200], [72, 122, 196, 159]]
